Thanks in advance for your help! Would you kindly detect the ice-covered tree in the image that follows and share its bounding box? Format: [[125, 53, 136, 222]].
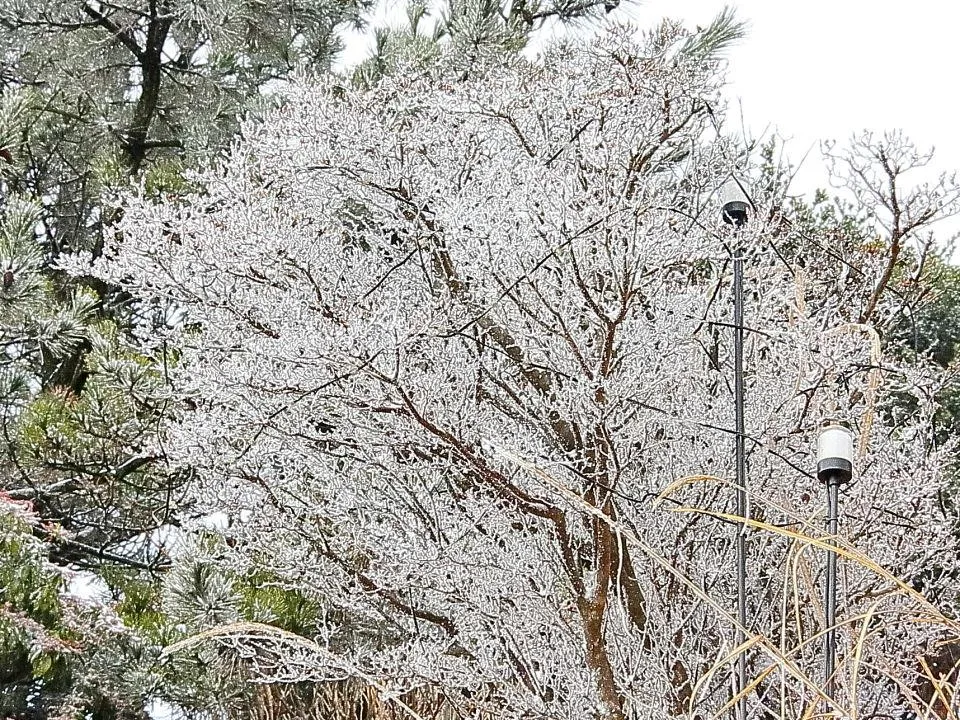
[[78, 22, 960, 720], [0, 0, 640, 576]]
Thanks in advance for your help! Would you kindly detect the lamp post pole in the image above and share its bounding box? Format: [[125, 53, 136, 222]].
[[733, 246, 747, 720], [722, 178, 750, 720], [817, 423, 855, 706]]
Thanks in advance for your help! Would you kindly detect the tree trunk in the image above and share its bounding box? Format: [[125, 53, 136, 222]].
[[577, 592, 625, 720]]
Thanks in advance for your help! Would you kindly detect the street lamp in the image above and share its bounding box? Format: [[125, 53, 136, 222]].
[[817, 422, 855, 704], [722, 176, 750, 720]]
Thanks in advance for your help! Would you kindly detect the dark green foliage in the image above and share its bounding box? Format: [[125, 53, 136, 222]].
[[890, 258, 960, 368]]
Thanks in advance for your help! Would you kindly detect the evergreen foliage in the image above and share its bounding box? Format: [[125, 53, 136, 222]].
[[0, 501, 157, 719]]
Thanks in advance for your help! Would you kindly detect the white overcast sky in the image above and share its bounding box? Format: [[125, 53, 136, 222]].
[[338, 0, 960, 242], [611, 1, 960, 200]]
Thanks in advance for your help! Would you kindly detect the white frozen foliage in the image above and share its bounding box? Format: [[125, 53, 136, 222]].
[[80, 24, 960, 720]]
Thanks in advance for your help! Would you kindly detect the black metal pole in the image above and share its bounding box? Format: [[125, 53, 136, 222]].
[[733, 249, 748, 720], [824, 474, 840, 703], [722, 177, 751, 720], [817, 422, 853, 712]]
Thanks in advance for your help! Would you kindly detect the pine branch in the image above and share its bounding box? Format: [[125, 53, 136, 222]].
[[679, 6, 747, 60], [81, 2, 145, 62]]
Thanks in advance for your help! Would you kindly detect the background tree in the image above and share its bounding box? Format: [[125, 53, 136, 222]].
[[80, 22, 960, 720], [0, 0, 369, 234], [349, 0, 687, 85], [761, 133, 960, 503], [0, 90, 179, 579]]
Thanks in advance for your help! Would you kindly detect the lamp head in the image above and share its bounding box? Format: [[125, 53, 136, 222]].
[[817, 422, 854, 484], [721, 177, 750, 228]]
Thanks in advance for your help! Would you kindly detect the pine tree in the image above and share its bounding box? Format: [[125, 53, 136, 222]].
[[350, 0, 676, 85]]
